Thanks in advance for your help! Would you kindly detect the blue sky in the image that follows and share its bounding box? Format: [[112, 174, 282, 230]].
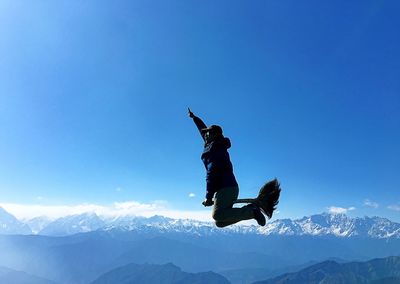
[[0, 1, 399, 222]]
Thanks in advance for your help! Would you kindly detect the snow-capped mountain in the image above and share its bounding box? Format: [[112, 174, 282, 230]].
[[22, 216, 53, 234], [0, 207, 32, 235], [104, 213, 400, 239], [1, 205, 399, 239], [261, 213, 400, 238], [101, 213, 400, 239], [39, 212, 105, 236], [102, 214, 257, 236]]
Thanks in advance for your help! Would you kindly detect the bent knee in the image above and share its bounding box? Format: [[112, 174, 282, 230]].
[[212, 210, 224, 222]]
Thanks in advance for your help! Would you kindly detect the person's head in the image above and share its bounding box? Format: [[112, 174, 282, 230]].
[[201, 125, 223, 143]]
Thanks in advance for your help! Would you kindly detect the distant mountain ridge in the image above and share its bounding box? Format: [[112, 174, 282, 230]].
[[0, 266, 57, 284], [256, 256, 400, 284], [39, 212, 105, 236], [22, 216, 53, 234], [91, 262, 230, 284], [260, 213, 400, 238], [0, 207, 32, 235], [100, 213, 400, 239], [0, 229, 399, 284], [38, 213, 400, 238], [1, 206, 399, 238]]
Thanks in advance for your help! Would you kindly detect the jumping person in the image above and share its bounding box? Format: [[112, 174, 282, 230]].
[[188, 108, 267, 227]]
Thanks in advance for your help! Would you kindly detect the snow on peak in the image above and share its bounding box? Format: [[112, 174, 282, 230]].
[[262, 213, 400, 238], [2, 209, 398, 239], [39, 212, 105, 236], [0, 207, 32, 235]]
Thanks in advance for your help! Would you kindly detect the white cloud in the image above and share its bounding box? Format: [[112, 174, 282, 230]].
[[363, 199, 379, 208], [0, 203, 107, 220], [0, 201, 212, 222], [327, 206, 356, 214], [388, 204, 400, 212], [115, 187, 122, 192], [189, 193, 196, 198]]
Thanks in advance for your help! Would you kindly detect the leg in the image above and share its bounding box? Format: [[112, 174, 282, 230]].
[[212, 186, 254, 227]]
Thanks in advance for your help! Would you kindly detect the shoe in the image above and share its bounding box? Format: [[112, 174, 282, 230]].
[[256, 179, 281, 219], [248, 204, 266, 226]]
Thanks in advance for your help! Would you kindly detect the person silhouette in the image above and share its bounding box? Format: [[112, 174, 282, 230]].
[[188, 108, 266, 227]]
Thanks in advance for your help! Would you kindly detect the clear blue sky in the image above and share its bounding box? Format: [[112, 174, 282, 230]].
[[0, 1, 399, 221]]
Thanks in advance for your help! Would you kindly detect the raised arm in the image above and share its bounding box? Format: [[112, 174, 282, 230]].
[[188, 108, 207, 141]]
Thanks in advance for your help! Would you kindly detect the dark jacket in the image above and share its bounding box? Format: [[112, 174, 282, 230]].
[[192, 115, 238, 199]]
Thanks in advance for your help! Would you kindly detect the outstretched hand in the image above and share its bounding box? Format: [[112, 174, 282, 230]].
[[188, 107, 194, 118]]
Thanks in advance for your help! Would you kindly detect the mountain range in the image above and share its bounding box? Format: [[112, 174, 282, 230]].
[[259, 213, 400, 239], [1, 206, 399, 239], [1, 206, 399, 283], [255, 256, 400, 284], [91, 263, 230, 284], [2, 255, 397, 284], [0, 207, 32, 235], [0, 266, 56, 284], [39, 213, 105, 236], [91, 257, 400, 284], [0, 223, 399, 283]]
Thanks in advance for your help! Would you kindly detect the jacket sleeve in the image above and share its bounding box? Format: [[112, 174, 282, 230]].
[[192, 115, 207, 142], [204, 143, 224, 200], [205, 162, 217, 200]]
